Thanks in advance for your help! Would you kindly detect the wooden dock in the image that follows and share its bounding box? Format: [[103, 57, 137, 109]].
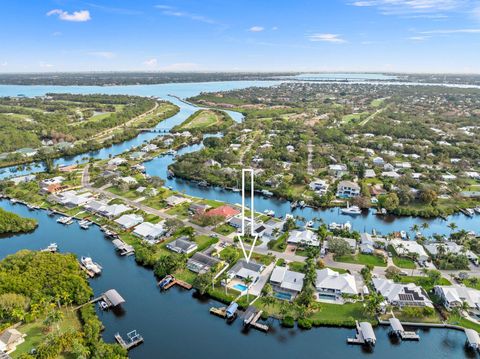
[[243, 307, 269, 332], [160, 277, 193, 291], [210, 307, 227, 318], [114, 330, 144, 350], [388, 317, 420, 341]]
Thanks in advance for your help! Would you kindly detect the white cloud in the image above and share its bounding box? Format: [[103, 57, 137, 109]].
[[39, 62, 54, 68], [155, 5, 217, 24], [350, 0, 469, 16], [308, 33, 346, 43], [421, 28, 480, 34], [249, 26, 264, 32], [1, 61, 7, 67], [143, 58, 158, 67], [88, 51, 116, 59], [408, 35, 430, 41], [47, 9, 91, 22], [272, 26, 278, 31]]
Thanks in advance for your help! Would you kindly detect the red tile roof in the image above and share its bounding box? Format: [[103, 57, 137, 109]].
[[205, 205, 240, 218]]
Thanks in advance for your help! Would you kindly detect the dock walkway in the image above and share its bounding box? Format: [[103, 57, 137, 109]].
[[114, 330, 144, 350]]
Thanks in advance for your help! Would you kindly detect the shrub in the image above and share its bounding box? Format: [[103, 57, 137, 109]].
[[297, 317, 313, 329], [281, 316, 295, 328]]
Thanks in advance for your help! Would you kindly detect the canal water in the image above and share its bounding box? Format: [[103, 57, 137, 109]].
[[0, 82, 478, 238], [0, 199, 474, 359]]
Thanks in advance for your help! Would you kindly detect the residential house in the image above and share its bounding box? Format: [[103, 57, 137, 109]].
[[309, 179, 328, 195], [133, 221, 165, 243], [187, 252, 221, 274], [434, 285, 480, 312], [227, 259, 264, 284], [0, 328, 26, 354], [287, 229, 319, 247], [390, 239, 429, 263], [108, 157, 127, 167], [336, 181, 360, 198], [55, 191, 93, 208], [205, 205, 240, 220], [373, 278, 432, 307], [16, 148, 37, 157], [424, 242, 477, 263], [328, 164, 348, 178], [269, 266, 305, 300], [189, 203, 210, 214], [166, 237, 198, 254], [315, 268, 358, 300], [364, 169, 376, 178], [10, 174, 36, 186], [165, 195, 190, 207], [114, 214, 144, 229]]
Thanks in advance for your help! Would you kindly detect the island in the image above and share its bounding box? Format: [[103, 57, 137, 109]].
[[0, 208, 37, 234]]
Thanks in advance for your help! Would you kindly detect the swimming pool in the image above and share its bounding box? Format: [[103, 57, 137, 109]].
[[233, 284, 248, 291], [275, 292, 292, 301]]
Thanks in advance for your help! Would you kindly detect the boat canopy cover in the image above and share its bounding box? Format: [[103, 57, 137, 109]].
[[104, 289, 126, 306], [388, 318, 403, 332], [359, 322, 376, 341], [465, 329, 480, 345]]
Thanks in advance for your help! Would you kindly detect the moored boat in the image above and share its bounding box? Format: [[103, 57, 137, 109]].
[[81, 256, 102, 275], [341, 203, 362, 215]]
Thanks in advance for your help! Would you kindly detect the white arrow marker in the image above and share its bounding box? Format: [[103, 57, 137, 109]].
[[237, 168, 256, 263]]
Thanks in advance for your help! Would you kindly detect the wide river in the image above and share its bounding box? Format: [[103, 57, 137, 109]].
[[0, 78, 478, 358]]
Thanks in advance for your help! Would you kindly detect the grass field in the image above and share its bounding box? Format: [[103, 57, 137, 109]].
[[392, 256, 416, 269], [397, 275, 451, 292], [175, 109, 233, 131], [336, 253, 387, 267], [341, 112, 369, 124]]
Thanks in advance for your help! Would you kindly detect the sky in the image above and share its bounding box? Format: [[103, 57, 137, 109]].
[[0, 0, 479, 73]]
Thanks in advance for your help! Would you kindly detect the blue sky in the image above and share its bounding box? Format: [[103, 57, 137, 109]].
[[1, 0, 479, 73]]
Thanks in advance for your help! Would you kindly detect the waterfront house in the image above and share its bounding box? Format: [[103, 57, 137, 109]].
[[424, 242, 477, 264], [260, 219, 285, 240], [359, 233, 375, 254], [99, 203, 131, 219], [129, 151, 145, 160], [133, 221, 165, 243], [269, 266, 304, 300], [165, 195, 190, 207], [10, 174, 36, 186], [228, 215, 251, 233], [287, 229, 319, 247], [119, 176, 138, 186], [166, 237, 198, 254], [309, 179, 328, 195], [227, 259, 264, 285], [114, 214, 144, 229], [336, 181, 360, 198], [142, 143, 158, 152], [364, 169, 376, 178], [56, 190, 93, 208], [107, 157, 127, 167], [40, 176, 64, 188], [314, 268, 358, 300], [0, 328, 26, 354], [372, 277, 433, 307], [390, 239, 429, 263], [205, 205, 240, 220], [189, 202, 210, 214], [434, 285, 480, 312], [328, 164, 348, 178], [187, 252, 221, 274]]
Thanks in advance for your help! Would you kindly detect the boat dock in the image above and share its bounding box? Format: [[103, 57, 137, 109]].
[[158, 275, 192, 290], [210, 306, 227, 318], [347, 321, 376, 346], [112, 239, 135, 256], [388, 318, 419, 341], [464, 329, 480, 350], [114, 330, 144, 350], [243, 306, 269, 332]]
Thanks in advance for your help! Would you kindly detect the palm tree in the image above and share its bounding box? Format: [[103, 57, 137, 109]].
[[244, 275, 253, 303], [448, 222, 458, 233], [411, 224, 419, 234]]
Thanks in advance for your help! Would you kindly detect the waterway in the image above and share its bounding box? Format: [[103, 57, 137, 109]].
[[0, 200, 474, 359], [0, 81, 478, 238]]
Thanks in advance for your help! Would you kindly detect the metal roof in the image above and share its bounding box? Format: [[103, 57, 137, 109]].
[[104, 289, 126, 307], [389, 318, 404, 332], [465, 329, 480, 345], [359, 322, 376, 341]]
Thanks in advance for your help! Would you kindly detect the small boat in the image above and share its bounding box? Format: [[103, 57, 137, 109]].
[[198, 180, 208, 187], [104, 229, 118, 238], [341, 203, 362, 215], [158, 275, 174, 290], [27, 204, 35, 211], [400, 230, 408, 240], [328, 222, 351, 231], [261, 190, 273, 197], [291, 201, 298, 209], [474, 207, 480, 214], [264, 209, 275, 217], [79, 219, 92, 229], [305, 220, 314, 228], [81, 256, 102, 275], [41, 243, 58, 253], [466, 208, 475, 217], [99, 301, 109, 310], [10, 198, 18, 204], [166, 149, 177, 156], [57, 216, 74, 225], [232, 188, 240, 193], [285, 214, 294, 220], [299, 201, 306, 208], [376, 208, 387, 215], [47, 210, 55, 217]]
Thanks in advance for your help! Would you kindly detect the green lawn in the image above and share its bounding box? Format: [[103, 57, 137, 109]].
[[392, 256, 416, 269], [370, 98, 385, 107], [336, 253, 387, 267], [462, 278, 480, 290], [13, 309, 82, 358], [195, 235, 219, 252], [268, 232, 288, 252], [397, 276, 451, 292], [447, 314, 480, 332], [341, 112, 369, 124], [214, 223, 236, 235], [166, 202, 191, 219]]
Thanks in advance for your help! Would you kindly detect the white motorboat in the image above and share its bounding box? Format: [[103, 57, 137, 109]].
[[81, 256, 102, 275], [57, 216, 74, 225], [264, 209, 275, 217], [41, 243, 58, 253], [305, 220, 314, 228], [340, 203, 362, 215]]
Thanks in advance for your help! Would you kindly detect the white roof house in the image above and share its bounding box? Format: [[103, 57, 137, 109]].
[[336, 181, 360, 198], [115, 214, 144, 229], [424, 242, 477, 261], [315, 268, 357, 299], [270, 266, 305, 298], [287, 229, 319, 247], [120, 176, 138, 185], [108, 157, 127, 167], [57, 191, 93, 207], [434, 285, 480, 311], [364, 169, 376, 178], [165, 195, 190, 207], [10, 174, 36, 185], [390, 239, 429, 263], [133, 221, 165, 242], [373, 277, 433, 307]]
